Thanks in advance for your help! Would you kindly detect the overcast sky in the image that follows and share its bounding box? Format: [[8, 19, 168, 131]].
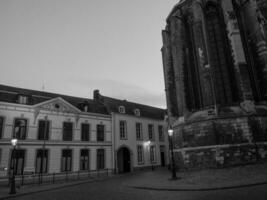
[[0, 0, 178, 108]]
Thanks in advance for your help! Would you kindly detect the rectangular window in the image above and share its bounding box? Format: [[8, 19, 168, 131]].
[[81, 123, 90, 141], [97, 149, 105, 169], [148, 124, 154, 140], [80, 149, 89, 170], [10, 149, 25, 175], [158, 125, 164, 141], [63, 122, 73, 141], [0, 117, 3, 139], [119, 121, 127, 139], [150, 146, 156, 163], [61, 149, 72, 172], [38, 120, 49, 140], [13, 119, 27, 139], [136, 123, 142, 140], [36, 149, 48, 173], [97, 124, 105, 142], [137, 145, 144, 164]]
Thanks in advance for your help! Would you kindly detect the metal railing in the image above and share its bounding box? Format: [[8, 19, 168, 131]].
[[0, 168, 113, 187]]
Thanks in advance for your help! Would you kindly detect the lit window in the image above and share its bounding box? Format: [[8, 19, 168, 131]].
[[118, 106, 125, 114]]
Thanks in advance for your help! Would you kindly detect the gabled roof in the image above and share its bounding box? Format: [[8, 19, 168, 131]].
[[0, 84, 109, 115], [94, 90, 166, 120], [33, 97, 81, 113]]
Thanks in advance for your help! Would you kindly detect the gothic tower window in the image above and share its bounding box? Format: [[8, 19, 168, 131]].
[[183, 15, 203, 111], [204, 3, 239, 105]]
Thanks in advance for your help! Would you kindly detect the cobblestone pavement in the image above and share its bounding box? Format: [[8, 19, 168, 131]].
[[5, 175, 267, 200], [1, 163, 267, 200], [124, 163, 267, 190]]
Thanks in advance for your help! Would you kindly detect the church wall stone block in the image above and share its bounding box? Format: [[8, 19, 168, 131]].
[[162, 0, 267, 169]]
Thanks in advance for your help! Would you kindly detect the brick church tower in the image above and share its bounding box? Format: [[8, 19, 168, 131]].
[[162, 0, 267, 169]]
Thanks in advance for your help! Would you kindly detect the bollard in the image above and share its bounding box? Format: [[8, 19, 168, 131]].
[[33, 174, 35, 185], [52, 173, 55, 184], [65, 171, 68, 181], [38, 174, 41, 184], [21, 175, 24, 186]]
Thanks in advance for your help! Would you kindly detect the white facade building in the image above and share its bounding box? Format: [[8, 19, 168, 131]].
[[0, 85, 112, 177], [0, 85, 168, 177], [93, 90, 169, 173]]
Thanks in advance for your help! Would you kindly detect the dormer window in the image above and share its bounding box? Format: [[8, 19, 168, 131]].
[[84, 105, 88, 112], [18, 95, 28, 104], [134, 109, 140, 116], [118, 106, 125, 114]]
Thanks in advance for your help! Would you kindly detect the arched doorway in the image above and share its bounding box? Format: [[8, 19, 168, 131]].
[[117, 147, 131, 173]]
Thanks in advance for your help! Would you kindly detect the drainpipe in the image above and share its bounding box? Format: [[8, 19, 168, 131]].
[[112, 112, 116, 174]]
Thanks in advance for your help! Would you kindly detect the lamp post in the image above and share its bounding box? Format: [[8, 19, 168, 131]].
[[168, 128, 177, 180], [10, 138, 18, 194]]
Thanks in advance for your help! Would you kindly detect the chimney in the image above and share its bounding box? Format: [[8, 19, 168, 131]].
[[93, 89, 100, 101]]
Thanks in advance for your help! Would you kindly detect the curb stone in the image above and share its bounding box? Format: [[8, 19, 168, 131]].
[[127, 181, 267, 192]]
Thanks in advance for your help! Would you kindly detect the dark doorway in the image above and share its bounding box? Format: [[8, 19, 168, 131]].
[[160, 152, 165, 167], [117, 147, 131, 173]]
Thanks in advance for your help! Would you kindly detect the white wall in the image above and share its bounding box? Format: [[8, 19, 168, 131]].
[[113, 113, 169, 170], [0, 102, 113, 177]]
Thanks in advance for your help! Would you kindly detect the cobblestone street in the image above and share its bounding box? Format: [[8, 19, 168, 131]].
[[5, 174, 267, 200], [2, 164, 267, 200]]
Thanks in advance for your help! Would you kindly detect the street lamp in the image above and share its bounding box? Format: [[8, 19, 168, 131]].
[[168, 128, 177, 180], [10, 138, 18, 194]]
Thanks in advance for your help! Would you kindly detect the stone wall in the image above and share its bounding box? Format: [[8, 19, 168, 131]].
[[172, 109, 267, 170], [175, 143, 267, 170]]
